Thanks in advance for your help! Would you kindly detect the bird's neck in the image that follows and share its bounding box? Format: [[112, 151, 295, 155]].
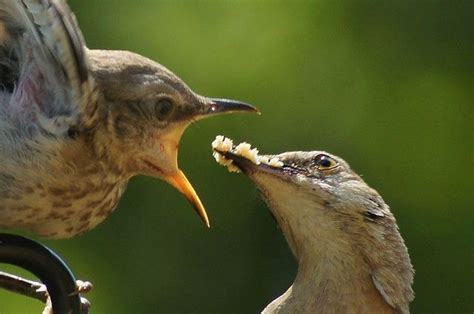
[[264, 224, 395, 313], [267, 251, 394, 313], [261, 187, 397, 313], [88, 106, 135, 177]]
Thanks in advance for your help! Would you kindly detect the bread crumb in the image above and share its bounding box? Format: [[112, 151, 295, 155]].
[[267, 157, 284, 167], [234, 142, 260, 165], [212, 136, 283, 172]]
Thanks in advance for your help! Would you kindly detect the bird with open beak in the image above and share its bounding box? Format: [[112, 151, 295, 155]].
[[0, 0, 257, 239], [213, 139, 414, 313]]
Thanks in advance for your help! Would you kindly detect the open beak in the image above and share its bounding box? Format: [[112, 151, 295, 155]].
[[145, 122, 210, 227], [165, 170, 210, 228], [148, 98, 258, 227]]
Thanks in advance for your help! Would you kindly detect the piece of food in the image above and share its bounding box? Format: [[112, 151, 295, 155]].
[[211, 135, 283, 173], [267, 157, 285, 167], [212, 136, 240, 172]]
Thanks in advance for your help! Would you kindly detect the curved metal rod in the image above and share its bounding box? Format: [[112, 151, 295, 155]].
[[0, 233, 82, 313]]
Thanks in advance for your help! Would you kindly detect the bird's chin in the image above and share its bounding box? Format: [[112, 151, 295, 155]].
[[246, 166, 297, 191], [142, 159, 166, 177]]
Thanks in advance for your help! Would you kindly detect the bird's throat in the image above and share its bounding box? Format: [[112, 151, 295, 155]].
[[263, 241, 395, 313], [255, 175, 396, 313]]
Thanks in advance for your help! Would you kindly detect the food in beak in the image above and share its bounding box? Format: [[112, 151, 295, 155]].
[[211, 135, 283, 173]]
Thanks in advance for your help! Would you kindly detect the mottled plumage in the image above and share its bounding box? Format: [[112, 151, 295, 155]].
[[217, 150, 414, 313], [0, 0, 256, 238]]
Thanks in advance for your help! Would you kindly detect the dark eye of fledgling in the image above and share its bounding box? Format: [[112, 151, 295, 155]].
[[314, 154, 338, 170], [155, 99, 175, 120]]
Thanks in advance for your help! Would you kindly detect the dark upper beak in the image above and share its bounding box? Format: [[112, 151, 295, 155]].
[[204, 98, 260, 116], [216, 149, 254, 173], [214, 149, 283, 176]]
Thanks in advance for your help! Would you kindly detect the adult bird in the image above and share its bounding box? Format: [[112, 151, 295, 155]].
[[0, 0, 257, 239], [215, 146, 414, 313]]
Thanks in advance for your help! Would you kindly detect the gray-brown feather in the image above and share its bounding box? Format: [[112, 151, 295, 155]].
[[245, 151, 414, 313]]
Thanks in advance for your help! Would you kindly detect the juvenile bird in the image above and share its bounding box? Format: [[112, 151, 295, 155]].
[[0, 0, 257, 239], [214, 145, 414, 313]]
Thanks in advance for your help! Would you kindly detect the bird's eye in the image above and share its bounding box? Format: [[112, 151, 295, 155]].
[[154, 99, 175, 120], [314, 154, 338, 170]]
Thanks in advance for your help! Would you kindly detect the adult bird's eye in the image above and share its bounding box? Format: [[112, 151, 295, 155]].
[[155, 99, 174, 120], [314, 154, 338, 170]]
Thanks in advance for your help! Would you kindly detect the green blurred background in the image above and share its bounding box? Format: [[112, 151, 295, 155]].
[[1, 1, 472, 313]]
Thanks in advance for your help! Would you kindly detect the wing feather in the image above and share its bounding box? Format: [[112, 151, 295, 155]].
[[0, 0, 97, 136]]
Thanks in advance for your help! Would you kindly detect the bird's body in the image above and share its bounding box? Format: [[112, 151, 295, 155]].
[[0, 0, 256, 238], [0, 116, 130, 238], [215, 148, 414, 313]]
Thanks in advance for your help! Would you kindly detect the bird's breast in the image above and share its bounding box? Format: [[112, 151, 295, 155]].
[[0, 146, 127, 238]]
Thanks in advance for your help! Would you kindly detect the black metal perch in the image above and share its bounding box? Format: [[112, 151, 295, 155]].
[[0, 233, 87, 313]]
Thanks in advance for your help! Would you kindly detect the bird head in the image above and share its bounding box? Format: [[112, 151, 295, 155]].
[[215, 149, 382, 240], [216, 148, 414, 309], [88, 50, 258, 227]]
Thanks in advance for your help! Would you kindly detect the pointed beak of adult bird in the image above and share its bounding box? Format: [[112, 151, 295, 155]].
[[215, 150, 255, 173], [214, 149, 284, 176]]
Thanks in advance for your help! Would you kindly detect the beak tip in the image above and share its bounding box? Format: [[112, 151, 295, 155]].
[[202, 215, 211, 228], [208, 98, 259, 115], [166, 170, 211, 228]]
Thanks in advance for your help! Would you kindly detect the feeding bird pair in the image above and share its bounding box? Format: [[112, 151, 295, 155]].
[[0, 0, 414, 313]]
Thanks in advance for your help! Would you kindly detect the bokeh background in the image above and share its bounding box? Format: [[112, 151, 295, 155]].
[[1, 1, 472, 313]]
